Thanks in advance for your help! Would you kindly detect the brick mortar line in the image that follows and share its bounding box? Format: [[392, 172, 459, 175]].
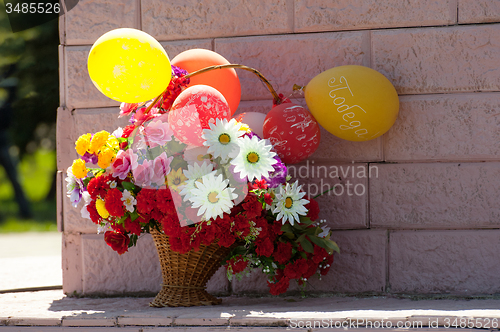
[[61, 21, 500, 48]]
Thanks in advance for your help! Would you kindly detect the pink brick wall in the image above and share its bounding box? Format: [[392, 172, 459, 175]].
[[58, 0, 500, 296]]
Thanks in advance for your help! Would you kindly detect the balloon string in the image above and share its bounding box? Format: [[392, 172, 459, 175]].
[[184, 64, 282, 104], [143, 87, 166, 114]]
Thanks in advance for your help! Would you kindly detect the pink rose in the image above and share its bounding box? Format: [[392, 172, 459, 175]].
[[143, 119, 173, 148], [132, 159, 153, 187], [150, 152, 173, 186], [112, 149, 136, 180]]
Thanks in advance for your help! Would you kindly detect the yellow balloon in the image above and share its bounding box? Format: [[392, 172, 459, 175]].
[[304, 65, 399, 142], [88, 28, 172, 103]]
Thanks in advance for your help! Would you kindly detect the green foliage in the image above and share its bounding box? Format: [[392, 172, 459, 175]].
[[0, 0, 59, 156], [0, 149, 56, 232]]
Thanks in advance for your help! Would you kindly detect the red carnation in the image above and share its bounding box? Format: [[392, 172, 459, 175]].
[[267, 276, 290, 295], [160, 215, 181, 237], [169, 236, 187, 254], [321, 254, 334, 276], [255, 238, 274, 257], [305, 197, 320, 221], [87, 175, 109, 200], [104, 188, 125, 217], [136, 188, 156, 214], [232, 214, 250, 238], [272, 219, 283, 236], [150, 207, 164, 221], [124, 216, 142, 236], [303, 260, 318, 280], [273, 242, 293, 264], [156, 189, 174, 213], [104, 231, 130, 255], [253, 217, 269, 240], [263, 193, 273, 205], [86, 200, 101, 224], [242, 194, 262, 219], [312, 245, 328, 264], [198, 222, 216, 246], [227, 256, 248, 274], [218, 230, 236, 248], [284, 258, 309, 279]]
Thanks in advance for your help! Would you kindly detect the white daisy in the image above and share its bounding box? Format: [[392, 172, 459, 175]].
[[121, 189, 137, 213], [202, 118, 245, 161], [272, 181, 309, 225], [180, 161, 217, 201], [188, 173, 237, 221], [183, 145, 210, 166], [230, 135, 277, 181]]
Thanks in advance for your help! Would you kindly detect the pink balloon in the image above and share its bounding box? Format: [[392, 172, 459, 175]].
[[168, 85, 231, 146]]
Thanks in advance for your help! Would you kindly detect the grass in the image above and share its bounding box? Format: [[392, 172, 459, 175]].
[[0, 148, 57, 233]]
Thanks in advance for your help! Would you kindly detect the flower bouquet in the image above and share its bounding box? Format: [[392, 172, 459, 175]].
[[67, 42, 338, 307]]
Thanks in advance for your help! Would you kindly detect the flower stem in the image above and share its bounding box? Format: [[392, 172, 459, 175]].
[[184, 64, 282, 104], [313, 186, 337, 199]]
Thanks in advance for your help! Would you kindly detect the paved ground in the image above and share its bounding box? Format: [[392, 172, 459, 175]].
[[2, 233, 500, 331], [0, 232, 62, 292]]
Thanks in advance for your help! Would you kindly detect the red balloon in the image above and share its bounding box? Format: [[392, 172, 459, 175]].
[[172, 49, 241, 116], [263, 103, 321, 164], [168, 85, 231, 146]]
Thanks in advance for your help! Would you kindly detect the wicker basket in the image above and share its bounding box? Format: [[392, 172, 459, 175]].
[[149, 229, 233, 307]]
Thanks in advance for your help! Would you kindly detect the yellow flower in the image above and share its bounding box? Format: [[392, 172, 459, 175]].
[[97, 146, 116, 169], [107, 135, 119, 150], [88, 130, 110, 154], [166, 168, 187, 191], [75, 133, 91, 156], [71, 159, 88, 179], [239, 123, 251, 132], [95, 198, 109, 219]]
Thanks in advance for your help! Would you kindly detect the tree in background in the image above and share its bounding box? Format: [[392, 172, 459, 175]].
[[0, 2, 59, 202]]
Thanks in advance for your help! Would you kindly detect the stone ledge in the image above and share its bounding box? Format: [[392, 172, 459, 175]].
[[2, 290, 500, 329]]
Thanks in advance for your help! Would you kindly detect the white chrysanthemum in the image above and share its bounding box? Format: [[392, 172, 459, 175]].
[[189, 173, 237, 221], [202, 118, 245, 161], [230, 135, 277, 181], [121, 189, 137, 213], [180, 161, 217, 201], [272, 181, 309, 225]]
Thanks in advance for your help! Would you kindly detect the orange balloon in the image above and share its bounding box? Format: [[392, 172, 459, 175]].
[[171, 49, 241, 116]]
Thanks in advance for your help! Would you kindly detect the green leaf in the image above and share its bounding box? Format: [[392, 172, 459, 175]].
[[281, 223, 293, 234], [299, 216, 313, 225], [325, 240, 340, 253], [122, 182, 137, 192], [130, 210, 139, 222], [297, 235, 314, 253]]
